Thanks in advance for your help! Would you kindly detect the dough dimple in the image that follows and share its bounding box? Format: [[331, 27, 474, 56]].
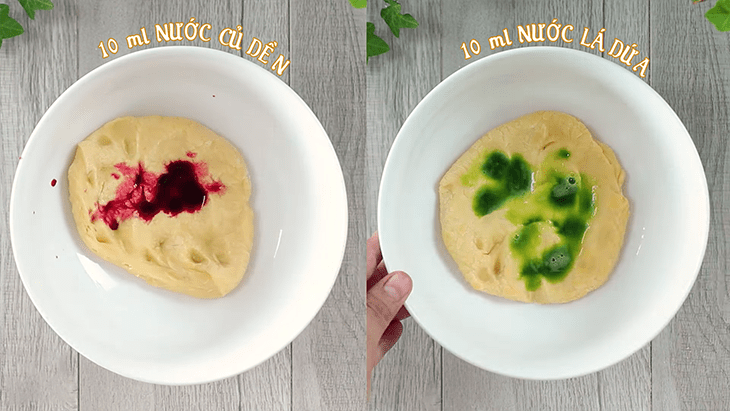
[[439, 111, 629, 304], [97, 135, 112, 146], [68, 116, 254, 298]]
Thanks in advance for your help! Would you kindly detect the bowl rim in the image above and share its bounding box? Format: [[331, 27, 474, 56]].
[[377, 45, 710, 380], [9, 45, 349, 385]]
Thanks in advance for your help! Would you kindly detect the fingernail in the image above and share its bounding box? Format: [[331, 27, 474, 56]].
[[383, 272, 412, 299]]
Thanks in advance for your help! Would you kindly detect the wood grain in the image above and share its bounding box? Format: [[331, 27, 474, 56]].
[[238, 1, 293, 409], [3, 0, 365, 410], [441, 0, 604, 79], [595, 3, 653, 409], [239, 351, 291, 411], [652, 0, 730, 410], [3, 0, 729, 409], [366, 1, 443, 410], [289, 0, 366, 409], [0, 1, 79, 410], [78, 0, 243, 75], [368, 1, 659, 410]]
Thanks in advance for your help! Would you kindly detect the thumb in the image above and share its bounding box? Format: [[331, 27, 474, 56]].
[[367, 271, 413, 343]]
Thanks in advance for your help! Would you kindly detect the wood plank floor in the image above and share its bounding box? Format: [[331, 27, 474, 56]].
[[1, 0, 728, 409], [0, 1, 365, 410], [366, 0, 730, 410]]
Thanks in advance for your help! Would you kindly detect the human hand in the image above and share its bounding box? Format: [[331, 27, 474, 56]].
[[366, 232, 412, 393]]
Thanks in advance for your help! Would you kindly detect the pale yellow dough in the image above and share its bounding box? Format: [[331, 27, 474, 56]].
[[439, 111, 629, 304], [68, 116, 254, 298]]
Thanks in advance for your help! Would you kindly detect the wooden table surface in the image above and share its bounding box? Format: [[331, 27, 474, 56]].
[[2, 0, 729, 410], [0, 1, 365, 410], [367, 0, 730, 410]]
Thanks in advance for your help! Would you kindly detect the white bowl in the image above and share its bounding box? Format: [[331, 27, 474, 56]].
[[10, 46, 348, 384], [378, 47, 709, 379]]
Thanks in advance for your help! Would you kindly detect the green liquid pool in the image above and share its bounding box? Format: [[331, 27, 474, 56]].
[[466, 149, 596, 291]]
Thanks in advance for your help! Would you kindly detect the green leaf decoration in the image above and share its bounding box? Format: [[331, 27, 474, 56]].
[[0, 4, 24, 49], [366, 21, 389, 62], [380, 0, 418, 38], [349, 0, 366, 9], [706, 0, 730, 31], [18, 0, 54, 20]]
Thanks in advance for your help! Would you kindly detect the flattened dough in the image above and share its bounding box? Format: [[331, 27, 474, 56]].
[[68, 116, 254, 298], [439, 111, 629, 303]]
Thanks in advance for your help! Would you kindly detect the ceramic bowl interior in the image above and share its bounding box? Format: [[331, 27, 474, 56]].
[[10, 46, 348, 384], [378, 47, 709, 379]]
